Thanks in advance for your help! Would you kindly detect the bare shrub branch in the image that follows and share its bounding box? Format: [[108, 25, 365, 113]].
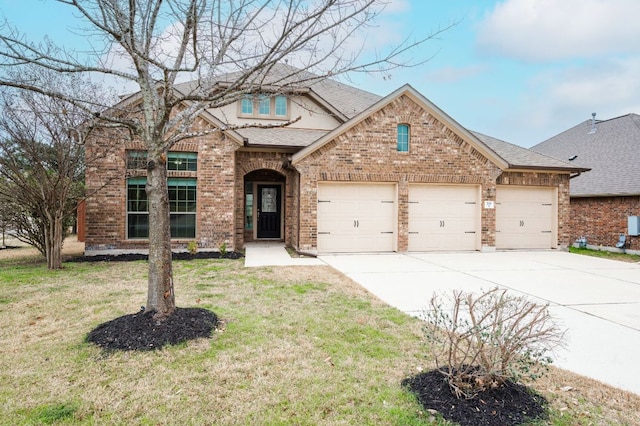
[[423, 287, 566, 399]]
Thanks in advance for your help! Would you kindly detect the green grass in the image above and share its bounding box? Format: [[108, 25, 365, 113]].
[[1, 250, 639, 425], [569, 246, 640, 263], [17, 402, 79, 425]]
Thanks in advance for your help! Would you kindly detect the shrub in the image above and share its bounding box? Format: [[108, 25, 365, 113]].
[[422, 287, 565, 399], [187, 240, 198, 255], [218, 241, 227, 256]]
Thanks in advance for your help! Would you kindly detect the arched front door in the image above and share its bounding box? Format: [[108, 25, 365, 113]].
[[244, 169, 285, 241]]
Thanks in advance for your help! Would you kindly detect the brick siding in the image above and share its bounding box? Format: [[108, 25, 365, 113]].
[[84, 121, 240, 252], [294, 95, 572, 252], [85, 94, 573, 253], [570, 196, 640, 250]]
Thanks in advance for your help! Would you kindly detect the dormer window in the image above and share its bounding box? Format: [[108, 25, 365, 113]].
[[275, 95, 287, 117], [258, 95, 270, 115], [241, 97, 253, 115], [239, 94, 289, 119]]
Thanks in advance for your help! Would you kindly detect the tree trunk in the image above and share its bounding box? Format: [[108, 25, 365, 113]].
[[45, 215, 64, 270], [145, 152, 176, 319]]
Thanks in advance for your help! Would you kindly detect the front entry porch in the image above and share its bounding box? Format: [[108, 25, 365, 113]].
[[244, 169, 286, 243]]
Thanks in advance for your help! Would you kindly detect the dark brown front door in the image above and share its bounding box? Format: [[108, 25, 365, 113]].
[[257, 185, 281, 239]]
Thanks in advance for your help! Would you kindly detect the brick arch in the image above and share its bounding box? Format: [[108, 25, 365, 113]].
[[240, 160, 288, 176]]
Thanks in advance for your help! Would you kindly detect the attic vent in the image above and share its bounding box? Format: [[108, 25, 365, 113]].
[[588, 112, 597, 134]]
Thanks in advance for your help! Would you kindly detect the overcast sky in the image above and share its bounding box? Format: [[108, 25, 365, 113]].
[[1, 0, 638, 147]]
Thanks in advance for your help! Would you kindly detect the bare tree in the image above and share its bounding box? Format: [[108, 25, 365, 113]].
[[0, 71, 94, 269], [0, 0, 447, 318]]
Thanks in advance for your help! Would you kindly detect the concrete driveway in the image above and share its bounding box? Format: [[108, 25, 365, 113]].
[[319, 251, 640, 396]]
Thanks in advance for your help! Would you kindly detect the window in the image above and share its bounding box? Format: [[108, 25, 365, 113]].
[[241, 96, 253, 114], [127, 151, 147, 170], [168, 178, 197, 238], [127, 178, 148, 238], [239, 94, 288, 119], [245, 183, 253, 230], [258, 95, 271, 115], [127, 178, 197, 239], [167, 152, 197, 171], [397, 124, 410, 152], [126, 151, 197, 171], [275, 95, 287, 116]]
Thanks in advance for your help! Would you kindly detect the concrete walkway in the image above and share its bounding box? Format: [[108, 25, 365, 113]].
[[244, 242, 324, 267], [319, 251, 640, 396]]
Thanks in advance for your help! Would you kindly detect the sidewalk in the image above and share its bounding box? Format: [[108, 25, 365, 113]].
[[244, 242, 324, 267]]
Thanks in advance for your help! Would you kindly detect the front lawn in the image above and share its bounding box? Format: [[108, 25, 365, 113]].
[[1, 243, 639, 425]]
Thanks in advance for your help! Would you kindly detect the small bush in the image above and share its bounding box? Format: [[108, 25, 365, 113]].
[[218, 241, 227, 256], [423, 287, 565, 399], [187, 240, 198, 255]]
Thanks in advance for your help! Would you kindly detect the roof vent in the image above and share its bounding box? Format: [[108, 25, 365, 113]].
[[568, 155, 577, 161], [588, 112, 597, 134]]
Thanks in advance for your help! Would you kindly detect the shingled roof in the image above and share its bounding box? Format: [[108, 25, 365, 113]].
[[473, 131, 584, 172], [532, 114, 640, 197], [178, 64, 586, 174], [175, 63, 382, 120]]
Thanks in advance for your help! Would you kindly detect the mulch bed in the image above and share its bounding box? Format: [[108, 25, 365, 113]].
[[402, 369, 547, 426], [86, 307, 218, 351], [69, 251, 243, 262]]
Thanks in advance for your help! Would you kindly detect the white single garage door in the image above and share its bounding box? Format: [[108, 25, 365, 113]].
[[317, 183, 396, 253], [408, 185, 480, 251], [496, 186, 557, 249]]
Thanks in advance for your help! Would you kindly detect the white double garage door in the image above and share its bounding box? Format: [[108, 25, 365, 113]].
[[317, 183, 556, 253]]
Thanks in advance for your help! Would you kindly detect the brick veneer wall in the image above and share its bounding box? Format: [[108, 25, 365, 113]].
[[496, 172, 572, 247], [84, 120, 240, 252], [570, 196, 640, 250], [294, 94, 506, 252]]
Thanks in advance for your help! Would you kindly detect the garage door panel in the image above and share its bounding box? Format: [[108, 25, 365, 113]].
[[408, 185, 480, 251], [317, 183, 396, 253], [496, 186, 556, 249]]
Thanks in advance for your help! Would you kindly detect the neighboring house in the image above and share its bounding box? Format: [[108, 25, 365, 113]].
[[532, 113, 640, 251], [84, 65, 586, 255]]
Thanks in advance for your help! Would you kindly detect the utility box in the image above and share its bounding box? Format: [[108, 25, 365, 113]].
[[629, 216, 640, 236]]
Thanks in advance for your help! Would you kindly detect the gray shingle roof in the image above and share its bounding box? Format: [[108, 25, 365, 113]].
[[236, 127, 329, 148], [178, 64, 584, 174], [175, 63, 382, 120], [472, 131, 583, 171], [531, 114, 640, 196]]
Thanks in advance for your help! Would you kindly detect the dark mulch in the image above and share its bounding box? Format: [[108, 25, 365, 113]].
[[69, 251, 243, 262], [402, 369, 547, 426], [86, 307, 218, 351]]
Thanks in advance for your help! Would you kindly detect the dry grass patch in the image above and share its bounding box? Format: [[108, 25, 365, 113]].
[[1, 242, 640, 425]]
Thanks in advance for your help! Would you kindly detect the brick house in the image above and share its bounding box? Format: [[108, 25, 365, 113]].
[[84, 66, 585, 255], [532, 113, 640, 252]]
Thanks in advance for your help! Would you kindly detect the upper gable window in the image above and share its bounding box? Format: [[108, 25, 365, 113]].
[[275, 95, 287, 117], [239, 94, 289, 119], [397, 124, 410, 152], [258, 95, 270, 115], [241, 97, 253, 115]]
